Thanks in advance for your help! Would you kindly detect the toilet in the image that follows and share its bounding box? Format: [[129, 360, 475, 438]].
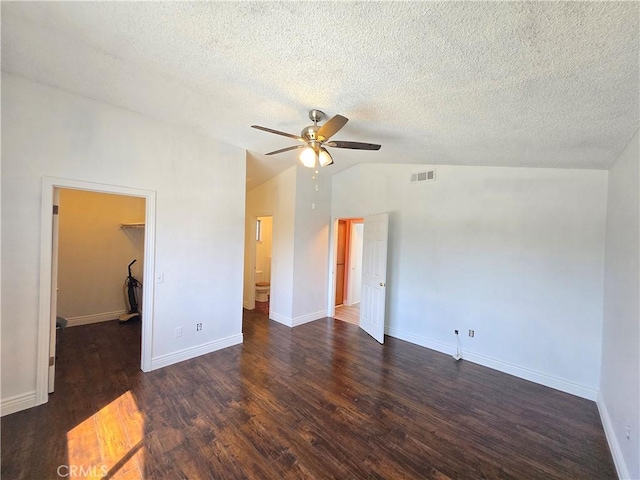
[[255, 270, 270, 302]]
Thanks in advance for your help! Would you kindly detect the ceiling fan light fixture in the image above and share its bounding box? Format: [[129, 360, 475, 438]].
[[318, 148, 333, 167], [252, 110, 381, 168], [300, 146, 317, 168]]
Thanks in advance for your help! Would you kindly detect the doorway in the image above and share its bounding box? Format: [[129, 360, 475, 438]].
[[254, 216, 273, 316], [37, 177, 156, 406], [333, 218, 364, 325], [51, 189, 146, 390]]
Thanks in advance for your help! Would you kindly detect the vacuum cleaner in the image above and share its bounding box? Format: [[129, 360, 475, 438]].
[[119, 259, 142, 322]]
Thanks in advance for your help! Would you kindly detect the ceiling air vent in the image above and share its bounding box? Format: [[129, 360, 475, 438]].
[[410, 169, 436, 184]]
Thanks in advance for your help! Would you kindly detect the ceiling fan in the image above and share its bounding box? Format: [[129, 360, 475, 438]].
[[251, 109, 381, 168]]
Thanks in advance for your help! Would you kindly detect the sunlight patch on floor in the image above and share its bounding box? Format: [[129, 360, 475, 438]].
[[66, 391, 144, 479]]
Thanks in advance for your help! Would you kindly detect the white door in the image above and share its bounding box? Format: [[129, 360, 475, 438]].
[[360, 213, 389, 343], [48, 189, 60, 393]]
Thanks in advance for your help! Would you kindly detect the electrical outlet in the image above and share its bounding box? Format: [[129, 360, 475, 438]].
[[196, 323, 202, 331], [175, 327, 182, 338], [469, 330, 475, 338], [626, 424, 631, 439]]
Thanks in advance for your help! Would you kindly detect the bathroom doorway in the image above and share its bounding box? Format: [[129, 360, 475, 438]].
[[254, 216, 273, 316], [333, 218, 364, 325]]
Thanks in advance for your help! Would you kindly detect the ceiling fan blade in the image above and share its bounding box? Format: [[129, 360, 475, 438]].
[[325, 141, 381, 151], [317, 114, 348, 141], [265, 144, 307, 156], [252, 125, 304, 141]]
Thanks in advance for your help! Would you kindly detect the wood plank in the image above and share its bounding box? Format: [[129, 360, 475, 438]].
[[334, 303, 360, 325], [1, 314, 616, 479]]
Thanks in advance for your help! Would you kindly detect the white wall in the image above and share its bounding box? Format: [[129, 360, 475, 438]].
[[333, 164, 608, 399], [244, 165, 331, 326], [291, 167, 331, 323], [57, 189, 145, 323], [1, 73, 246, 405], [244, 167, 296, 319], [599, 129, 640, 480]]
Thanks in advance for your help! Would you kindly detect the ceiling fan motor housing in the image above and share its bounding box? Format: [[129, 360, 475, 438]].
[[303, 109, 327, 147], [301, 125, 322, 144]]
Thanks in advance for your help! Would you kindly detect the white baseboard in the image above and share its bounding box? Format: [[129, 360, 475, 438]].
[[269, 311, 292, 327], [387, 327, 457, 356], [66, 310, 127, 327], [386, 326, 598, 400], [597, 392, 631, 479], [150, 333, 243, 370], [462, 350, 597, 400], [1, 390, 37, 417], [268, 310, 326, 328], [292, 310, 326, 327]]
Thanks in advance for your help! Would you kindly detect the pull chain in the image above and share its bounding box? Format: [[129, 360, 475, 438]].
[[311, 168, 320, 209]]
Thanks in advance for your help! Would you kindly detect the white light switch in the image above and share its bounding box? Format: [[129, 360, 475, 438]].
[[156, 272, 164, 284]]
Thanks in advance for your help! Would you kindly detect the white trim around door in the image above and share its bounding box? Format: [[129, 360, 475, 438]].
[[36, 177, 157, 407]]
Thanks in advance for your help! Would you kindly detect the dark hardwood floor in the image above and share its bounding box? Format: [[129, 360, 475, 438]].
[[2, 311, 616, 479], [254, 300, 269, 316]]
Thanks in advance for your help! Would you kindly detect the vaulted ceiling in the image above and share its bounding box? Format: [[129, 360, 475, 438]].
[[2, 2, 638, 190]]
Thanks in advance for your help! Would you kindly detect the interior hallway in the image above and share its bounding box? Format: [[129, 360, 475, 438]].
[[333, 303, 359, 326]]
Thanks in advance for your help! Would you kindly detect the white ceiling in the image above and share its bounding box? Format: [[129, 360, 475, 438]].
[[2, 2, 638, 190]]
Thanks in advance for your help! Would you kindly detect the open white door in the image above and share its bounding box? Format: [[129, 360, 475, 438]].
[[360, 213, 388, 343], [48, 189, 60, 393]]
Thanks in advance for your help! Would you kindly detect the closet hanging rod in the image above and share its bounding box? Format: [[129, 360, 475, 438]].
[[120, 222, 145, 229]]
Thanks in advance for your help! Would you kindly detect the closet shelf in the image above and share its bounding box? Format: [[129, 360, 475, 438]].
[[120, 222, 145, 229]]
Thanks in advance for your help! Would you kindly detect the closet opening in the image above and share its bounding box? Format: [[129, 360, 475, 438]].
[[37, 177, 156, 405]]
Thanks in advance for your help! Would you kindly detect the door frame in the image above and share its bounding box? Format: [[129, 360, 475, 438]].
[[36, 177, 157, 406], [48, 188, 60, 393], [246, 215, 258, 311], [327, 216, 364, 318], [345, 220, 364, 306], [335, 219, 349, 307], [327, 218, 340, 318], [249, 214, 274, 310], [246, 214, 270, 311]]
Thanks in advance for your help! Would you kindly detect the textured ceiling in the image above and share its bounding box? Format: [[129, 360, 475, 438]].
[[2, 2, 638, 190]]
